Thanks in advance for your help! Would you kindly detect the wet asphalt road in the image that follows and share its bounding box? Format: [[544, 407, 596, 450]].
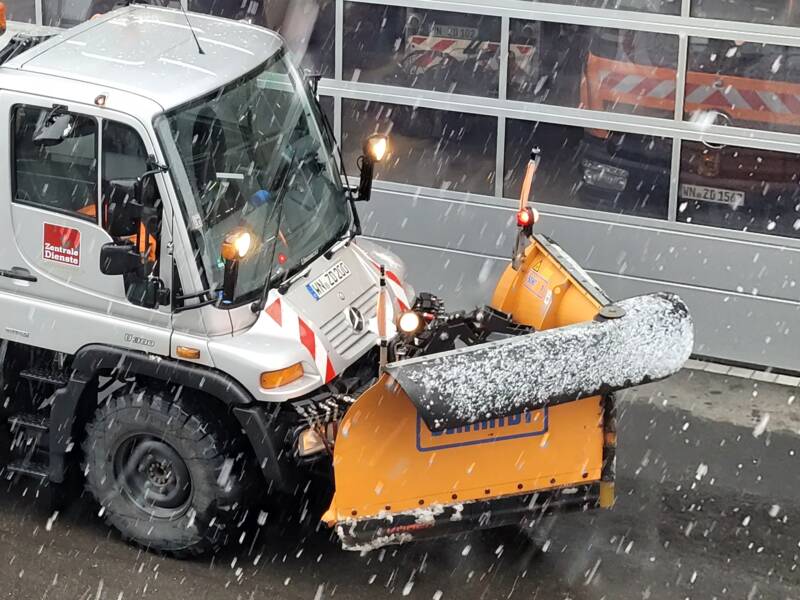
[[1, 369, 799, 600]]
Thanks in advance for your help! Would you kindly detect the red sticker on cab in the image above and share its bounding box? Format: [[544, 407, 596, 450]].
[[43, 223, 81, 267]]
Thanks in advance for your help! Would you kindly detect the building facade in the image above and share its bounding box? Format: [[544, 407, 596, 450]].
[[9, 0, 800, 371]]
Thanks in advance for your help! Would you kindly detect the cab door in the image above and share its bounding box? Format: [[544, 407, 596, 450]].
[[0, 92, 172, 356]]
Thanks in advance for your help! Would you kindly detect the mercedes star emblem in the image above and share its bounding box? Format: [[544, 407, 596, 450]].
[[344, 306, 365, 333]]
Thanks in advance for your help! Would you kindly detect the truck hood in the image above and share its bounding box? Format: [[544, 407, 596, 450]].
[[209, 239, 411, 402]]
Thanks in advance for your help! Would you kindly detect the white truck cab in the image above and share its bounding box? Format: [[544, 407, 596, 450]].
[[1, 6, 408, 397], [0, 4, 409, 554]]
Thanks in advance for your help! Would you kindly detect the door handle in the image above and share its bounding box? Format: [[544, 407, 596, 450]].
[[0, 267, 37, 283]]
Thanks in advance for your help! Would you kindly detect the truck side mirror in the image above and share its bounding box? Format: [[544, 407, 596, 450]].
[[100, 242, 142, 276], [356, 135, 388, 201], [126, 277, 170, 309], [33, 109, 75, 147]]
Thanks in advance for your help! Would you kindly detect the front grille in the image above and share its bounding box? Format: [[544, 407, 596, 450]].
[[320, 285, 378, 359]]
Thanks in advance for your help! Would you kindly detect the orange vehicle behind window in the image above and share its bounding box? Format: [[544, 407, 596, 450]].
[[577, 26, 800, 237]]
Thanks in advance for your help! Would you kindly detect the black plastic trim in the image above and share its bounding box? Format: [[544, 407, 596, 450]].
[[48, 344, 291, 490], [337, 484, 600, 550]]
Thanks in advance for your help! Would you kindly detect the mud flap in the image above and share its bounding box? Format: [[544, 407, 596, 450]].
[[386, 291, 693, 431]]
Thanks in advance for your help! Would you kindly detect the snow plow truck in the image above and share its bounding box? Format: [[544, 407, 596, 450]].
[[0, 4, 694, 555]]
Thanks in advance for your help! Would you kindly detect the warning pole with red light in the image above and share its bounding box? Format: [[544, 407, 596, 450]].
[[377, 265, 389, 373], [512, 148, 541, 270]]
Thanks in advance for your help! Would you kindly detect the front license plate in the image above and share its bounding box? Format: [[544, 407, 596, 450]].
[[431, 24, 478, 40], [679, 183, 745, 207], [306, 261, 352, 301]]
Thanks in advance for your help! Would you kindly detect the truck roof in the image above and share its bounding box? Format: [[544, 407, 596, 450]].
[[1, 5, 283, 110]]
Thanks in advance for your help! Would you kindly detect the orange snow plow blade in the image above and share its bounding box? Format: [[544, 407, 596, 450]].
[[323, 235, 618, 551], [323, 376, 605, 550]]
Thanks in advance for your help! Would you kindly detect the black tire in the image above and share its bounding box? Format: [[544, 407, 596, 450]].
[[82, 389, 250, 556]]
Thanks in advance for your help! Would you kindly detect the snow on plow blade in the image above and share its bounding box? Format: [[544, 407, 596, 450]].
[[386, 291, 693, 432]]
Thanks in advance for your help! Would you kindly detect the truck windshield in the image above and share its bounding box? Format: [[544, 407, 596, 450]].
[[155, 53, 351, 306]]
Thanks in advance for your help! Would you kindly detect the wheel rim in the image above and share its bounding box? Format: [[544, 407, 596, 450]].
[[113, 435, 192, 518]]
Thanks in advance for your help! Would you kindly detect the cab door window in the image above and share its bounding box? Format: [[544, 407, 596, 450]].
[[13, 105, 99, 221], [101, 120, 163, 290]]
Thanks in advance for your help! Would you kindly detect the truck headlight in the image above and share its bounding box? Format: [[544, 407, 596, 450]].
[[581, 160, 628, 192]]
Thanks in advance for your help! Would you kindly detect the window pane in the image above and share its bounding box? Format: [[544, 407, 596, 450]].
[[102, 121, 148, 184], [692, 0, 800, 26], [344, 3, 501, 98], [509, 21, 678, 119], [43, 0, 181, 27], [102, 121, 161, 275], [686, 38, 800, 134], [505, 120, 670, 219], [14, 106, 98, 219], [5, 0, 35, 22], [527, 0, 679, 15], [189, 0, 334, 77], [678, 142, 800, 238], [343, 100, 497, 195]]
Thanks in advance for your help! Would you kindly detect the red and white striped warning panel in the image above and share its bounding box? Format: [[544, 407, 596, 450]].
[[597, 70, 676, 101], [405, 35, 534, 74], [263, 293, 336, 384], [685, 81, 800, 116], [593, 61, 800, 125], [351, 245, 411, 314]]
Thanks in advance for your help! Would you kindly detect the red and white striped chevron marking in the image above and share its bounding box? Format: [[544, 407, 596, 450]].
[[350, 245, 412, 314], [263, 296, 336, 384], [598, 70, 800, 116], [407, 35, 533, 72], [598, 71, 676, 100], [383, 268, 410, 313], [685, 81, 800, 115], [365, 261, 410, 313]]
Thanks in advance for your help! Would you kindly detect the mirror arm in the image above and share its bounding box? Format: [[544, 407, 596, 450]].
[[152, 278, 171, 307], [145, 154, 169, 174], [356, 155, 375, 201], [173, 288, 221, 313], [222, 260, 239, 304]]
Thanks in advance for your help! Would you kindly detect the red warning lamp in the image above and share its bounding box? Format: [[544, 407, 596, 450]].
[[516, 207, 540, 228]]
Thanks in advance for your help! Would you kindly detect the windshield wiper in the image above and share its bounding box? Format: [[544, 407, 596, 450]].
[[250, 148, 297, 313]]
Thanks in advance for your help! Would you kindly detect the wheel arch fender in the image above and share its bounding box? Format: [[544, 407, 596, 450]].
[[49, 344, 293, 491]]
